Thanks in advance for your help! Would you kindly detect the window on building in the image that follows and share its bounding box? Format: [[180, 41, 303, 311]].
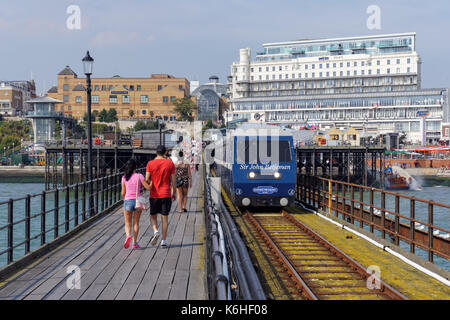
[[319, 64, 323, 69], [163, 96, 169, 103], [258, 67, 262, 72], [92, 95, 99, 104], [122, 95, 130, 104], [387, 60, 391, 65], [397, 59, 401, 64], [140, 95, 148, 103], [305, 65, 309, 70], [101, 85, 107, 91], [387, 68, 391, 74], [75, 96, 82, 103], [94, 85, 99, 91], [109, 95, 117, 104], [407, 67, 411, 73], [340, 62, 343, 68], [68, 106, 72, 111], [312, 64, 315, 69], [63, 95, 69, 102], [141, 110, 147, 115], [377, 69, 381, 74], [61, 106, 64, 111], [63, 84, 69, 91], [251, 68, 254, 72], [361, 61, 365, 66], [137, 85, 141, 91], [333, 63, 336, 68], [377, 60, 380, 66], [170, 96, 176, 102], [347, 62, 351, 67], [354, 62, 357, 67], [279, 66, 282, 71], [158, 85, 162, 91], [407, 58, 411, 64], [326, 63, 330, 68]]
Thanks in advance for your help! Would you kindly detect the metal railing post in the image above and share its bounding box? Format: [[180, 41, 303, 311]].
[[54, 189, 59, 238], [41, 191, 46, 246], [25, 195, 31, 254], [428, 202, 434, 263], [65, 186, 70, 233], [7, 199, 13, 264], [74, 184, 79, 226]]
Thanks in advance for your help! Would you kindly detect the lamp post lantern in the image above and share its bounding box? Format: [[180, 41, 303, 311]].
[[82, 51, 94, 217]]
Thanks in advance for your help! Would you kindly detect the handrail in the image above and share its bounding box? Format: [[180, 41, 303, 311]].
[[298, 174, 450, 264], [0, 171, 123, 269]]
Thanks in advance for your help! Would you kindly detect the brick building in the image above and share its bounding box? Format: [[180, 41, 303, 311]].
[[47, 66, 190, 120]]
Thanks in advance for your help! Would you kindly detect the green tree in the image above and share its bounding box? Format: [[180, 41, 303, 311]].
[[129, 110, 135, 118], [149, 111, 155, 119], [173, 98, 197, 122], [98, 109, 108, 122], [134, 120, 165, 132], [0, 120, 32, 153], [106, 108, 118, 122]]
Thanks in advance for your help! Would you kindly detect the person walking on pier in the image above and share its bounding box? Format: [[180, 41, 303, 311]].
[[175, 150, 192, 213], [121, 158, 151, 250], [146, 145, 177, 247]]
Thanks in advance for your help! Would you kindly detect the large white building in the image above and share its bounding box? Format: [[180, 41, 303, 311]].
[[228, 33, 449, 144]]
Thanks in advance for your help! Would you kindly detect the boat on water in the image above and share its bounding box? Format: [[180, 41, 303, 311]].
[[384, 167, 410, 190]]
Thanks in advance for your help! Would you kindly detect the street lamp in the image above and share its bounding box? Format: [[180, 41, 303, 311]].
[[82, 50, 94, 217]]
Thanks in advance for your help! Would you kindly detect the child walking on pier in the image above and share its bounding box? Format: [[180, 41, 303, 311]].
[[121, 158, 151, 249]]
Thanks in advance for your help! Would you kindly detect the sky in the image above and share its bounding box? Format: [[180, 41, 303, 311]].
[[1, 0, 450, 95]]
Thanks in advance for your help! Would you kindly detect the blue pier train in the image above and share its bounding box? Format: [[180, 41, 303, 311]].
[[215, 124, 297, 207]]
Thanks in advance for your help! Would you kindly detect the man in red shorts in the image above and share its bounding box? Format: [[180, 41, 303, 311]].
[[146, 145, 176, 247]]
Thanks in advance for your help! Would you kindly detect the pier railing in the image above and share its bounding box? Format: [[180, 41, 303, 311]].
[[0, 171, 124, 269], [297, 175, 450, 264]]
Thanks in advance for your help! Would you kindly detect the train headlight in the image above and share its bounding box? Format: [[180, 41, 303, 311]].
[[273, 172, 282, 179], [248, 172, 256, 179], [280, 198, 289, 206], [242, 198, 251, 206]]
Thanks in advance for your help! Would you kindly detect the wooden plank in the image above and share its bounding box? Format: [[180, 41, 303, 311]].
[[150, 269, 176, 300], [0, 213, 124, 299]]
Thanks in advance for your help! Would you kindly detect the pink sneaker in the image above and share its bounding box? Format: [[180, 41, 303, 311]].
[[124, 236, 132, 249], [132, 243, 141, 249]]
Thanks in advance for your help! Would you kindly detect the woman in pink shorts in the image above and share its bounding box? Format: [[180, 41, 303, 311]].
[[121, 158, 151, 249]]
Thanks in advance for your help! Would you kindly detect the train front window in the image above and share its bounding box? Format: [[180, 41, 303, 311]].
[[236, 138, 292, 164]]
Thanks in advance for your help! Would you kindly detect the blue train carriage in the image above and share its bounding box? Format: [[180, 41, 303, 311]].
[[226, 125, 297, 207]]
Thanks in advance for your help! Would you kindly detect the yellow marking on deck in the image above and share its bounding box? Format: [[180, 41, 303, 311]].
[[288, 209, 450, 300]]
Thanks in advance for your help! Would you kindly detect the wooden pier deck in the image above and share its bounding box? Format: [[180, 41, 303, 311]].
[[0, 171, 206, 300]]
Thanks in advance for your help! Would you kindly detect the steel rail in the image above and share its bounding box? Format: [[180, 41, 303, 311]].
[[246, 209, 408, 300], [245, 211, 318, 300], [281, 210, 407, 300]]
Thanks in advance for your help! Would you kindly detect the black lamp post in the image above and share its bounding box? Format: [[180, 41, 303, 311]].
[[82, 51, 94, 216]]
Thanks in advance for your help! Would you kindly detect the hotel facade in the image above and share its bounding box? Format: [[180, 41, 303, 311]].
[[228, 33, 449, 144], [47, 66, 190, 120]]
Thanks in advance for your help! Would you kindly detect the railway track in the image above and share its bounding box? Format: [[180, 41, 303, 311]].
[[245, 210, 407, 300]]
